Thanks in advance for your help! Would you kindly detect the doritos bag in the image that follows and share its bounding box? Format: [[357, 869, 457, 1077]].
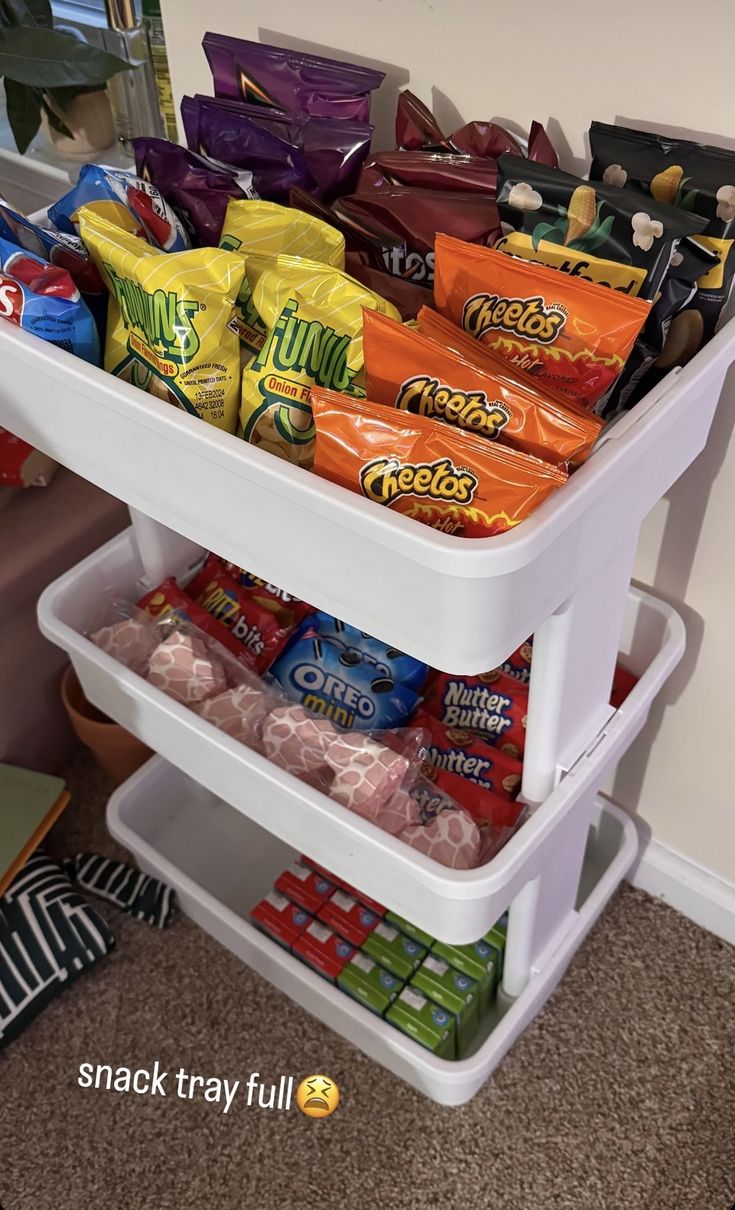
[[357, 152, 499, 196], [240, 255, 400, 466], [363, 308, 602, 466], [79, 209, 244, 430], [310, 387, 567, 537], [219, 199, 345, 365], [433, 236, 651, 410], [0, 236, 100, 364], [49, 163, 189, 252]]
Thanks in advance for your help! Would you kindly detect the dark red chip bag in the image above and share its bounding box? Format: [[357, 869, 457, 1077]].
[[413, 708, 522, 801], [136, 577, 256, 668], [345, 252, 433, 320], [450, 121, 523, 160], [527, 120, 559, 168], [395, 90, 452, 152], [186, 555, 294, 673], [357, 152, 498, 196], [610, 663, 638, 710], [424, 763, 526, 831], [424, 669, 528, 758], [333, 187, 500, 287], [289, 185, 407, 268]]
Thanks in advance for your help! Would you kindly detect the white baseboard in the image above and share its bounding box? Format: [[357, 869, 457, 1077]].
[[629, 837, 735, 947]]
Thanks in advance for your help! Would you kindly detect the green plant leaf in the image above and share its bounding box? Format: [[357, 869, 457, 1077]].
[[5, 0, 52, 25], [42, 96, 72, 138], [3, 76, 41, 152], [531, 221, 561, 250], [0, 26, 130, 88]]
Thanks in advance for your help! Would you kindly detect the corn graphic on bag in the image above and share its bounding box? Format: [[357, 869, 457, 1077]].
[[433, 236, 650, 410], [240, 254, 401, 465], [219, 199, 345, 365], [79, 209, 245, 431]]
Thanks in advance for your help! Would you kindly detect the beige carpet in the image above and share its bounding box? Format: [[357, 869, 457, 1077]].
[[1, 751, 734, 1210]]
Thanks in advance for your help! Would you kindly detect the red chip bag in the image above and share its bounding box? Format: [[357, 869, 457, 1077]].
[[424, 668, 528, 758], [424, 763, 525, 830], [186, 555, 295, 673], [413, 708, 522, 801], [611, 663, 638, 709]]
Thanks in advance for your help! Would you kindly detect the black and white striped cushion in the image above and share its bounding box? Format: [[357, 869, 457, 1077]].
[[0, 851, 115, 1049], [65, 854, 176, 929]]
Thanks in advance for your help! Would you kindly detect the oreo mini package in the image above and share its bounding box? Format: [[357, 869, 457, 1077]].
[[589, 120, 735, 342], [269, 626, 419, 730], [495, 155, 706, 301], [49, 163, 189, 252], [240, 253, 400, 466], [79, 210, 244, 430], [203, 32, 384, 123], [433, 236, 651, 410], [309, 387, 567, 538], [363, 308, 602, 466], [0, 237, 100, 364], [309, 610, 428, 691]]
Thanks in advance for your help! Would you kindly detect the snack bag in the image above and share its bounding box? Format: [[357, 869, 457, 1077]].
[[363, 308, 602, 466], [495, 154, 706, 301], [222, 562, 314, 619], [182, 95, 372, 202], [269, 627, 419, 731], [333, 187, 501, 288], [186, 555, 298, 673], [357, 152, 499, 196], [309, 387, 567, 537], [240, 255, 400, 466], [345, 255, 433, 321], [589, 120, 735, 342], [0, 202, 104, 297], [307, 610, 428, 691], [413, 708, 523, 801], [79, 210, 244, 431], [219, 199, 345, 365], [49, 163, 189, 252], [203, 32, 384, 122], [0, 236, 100, 364], [133, 138, 257, 247], [423, 669, 528, 758], [395, 90, 522, 159], [499, 637, 533, 684], [136, 577, 265, 669], [422, 763, 525, 832], [433, 235, 651, 410]]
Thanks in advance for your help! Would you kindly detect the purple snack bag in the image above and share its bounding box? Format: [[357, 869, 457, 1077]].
[[183, 94, 373, 202], [181, 95, 311, 202], [202, 32, 383, 122], [132, 138, 258, 246]]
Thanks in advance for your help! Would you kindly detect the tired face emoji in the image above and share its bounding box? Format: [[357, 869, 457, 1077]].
[[296, 1074, 340, 1119]]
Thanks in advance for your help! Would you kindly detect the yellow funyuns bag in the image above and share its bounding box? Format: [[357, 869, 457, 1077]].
[[79, 208, 245, 432]]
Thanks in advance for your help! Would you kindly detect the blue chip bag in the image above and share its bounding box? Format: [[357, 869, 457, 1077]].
[[0, 202, 105, 298], [311, 610, 428, 691], [269, 629, 419, 730], [49, 163, 189, 252], [0, 236, 100, 364]]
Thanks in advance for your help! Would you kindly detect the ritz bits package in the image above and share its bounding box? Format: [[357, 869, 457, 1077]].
[[218, 199, 345, 367], [185, 555, 298, 673], [240, 255, 400, 467], [362, 308, 602, 466], [79, 210, 244, 431], [424, 669, 529, 760], [309, 387, 567, 537], [433, 235, 650, 410]]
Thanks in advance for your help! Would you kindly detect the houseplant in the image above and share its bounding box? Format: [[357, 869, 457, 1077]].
[[0, 0, 129, 153]]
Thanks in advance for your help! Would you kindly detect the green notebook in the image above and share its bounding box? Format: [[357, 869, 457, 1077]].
[[0, 763, 70, 896]]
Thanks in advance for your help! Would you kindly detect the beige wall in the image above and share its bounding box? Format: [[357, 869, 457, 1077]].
[[162, 0, 735, 879]]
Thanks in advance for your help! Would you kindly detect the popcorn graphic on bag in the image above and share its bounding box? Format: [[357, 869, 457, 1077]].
[[631, 211, 664, 251], [602, 163, 627, 187], [716, 184, 735, 222], [507, 182, 542, 211]]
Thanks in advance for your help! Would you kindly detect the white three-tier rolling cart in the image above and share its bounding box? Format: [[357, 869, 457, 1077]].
[[1, 295, 733, 1104]]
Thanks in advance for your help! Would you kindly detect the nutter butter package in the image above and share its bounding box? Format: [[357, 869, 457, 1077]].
[[79, 210, 244, 430], [219, 199, 345, 365], [363, 308, 602, 466], [433, 235, 651, 410], [495, 155, 706, 301], [589, 121, 735, 343], [203, 32, 384, 122], [424, 668, 528, 758], [240, 254, 400, 466], [413, 708, 522, 801], [309, 387, 567, 538]]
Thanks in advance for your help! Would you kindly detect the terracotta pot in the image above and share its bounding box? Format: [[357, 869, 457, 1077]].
[[61, 665, 152, 785], [41, 89, 115, 156]]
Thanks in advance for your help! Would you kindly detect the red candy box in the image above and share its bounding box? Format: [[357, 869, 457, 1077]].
[[317, 888, 381, 947], [292, 919, 355, 982], [301, 856, 386, 916], [250, 890, 313, 951], [275, 861, 336, 914]]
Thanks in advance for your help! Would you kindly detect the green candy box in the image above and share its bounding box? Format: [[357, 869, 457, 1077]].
[[363, 921, 426, 981], [386, 985, 455, 1058], [412, 954, 480, 1058], [338, 951, 403, 1016]]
